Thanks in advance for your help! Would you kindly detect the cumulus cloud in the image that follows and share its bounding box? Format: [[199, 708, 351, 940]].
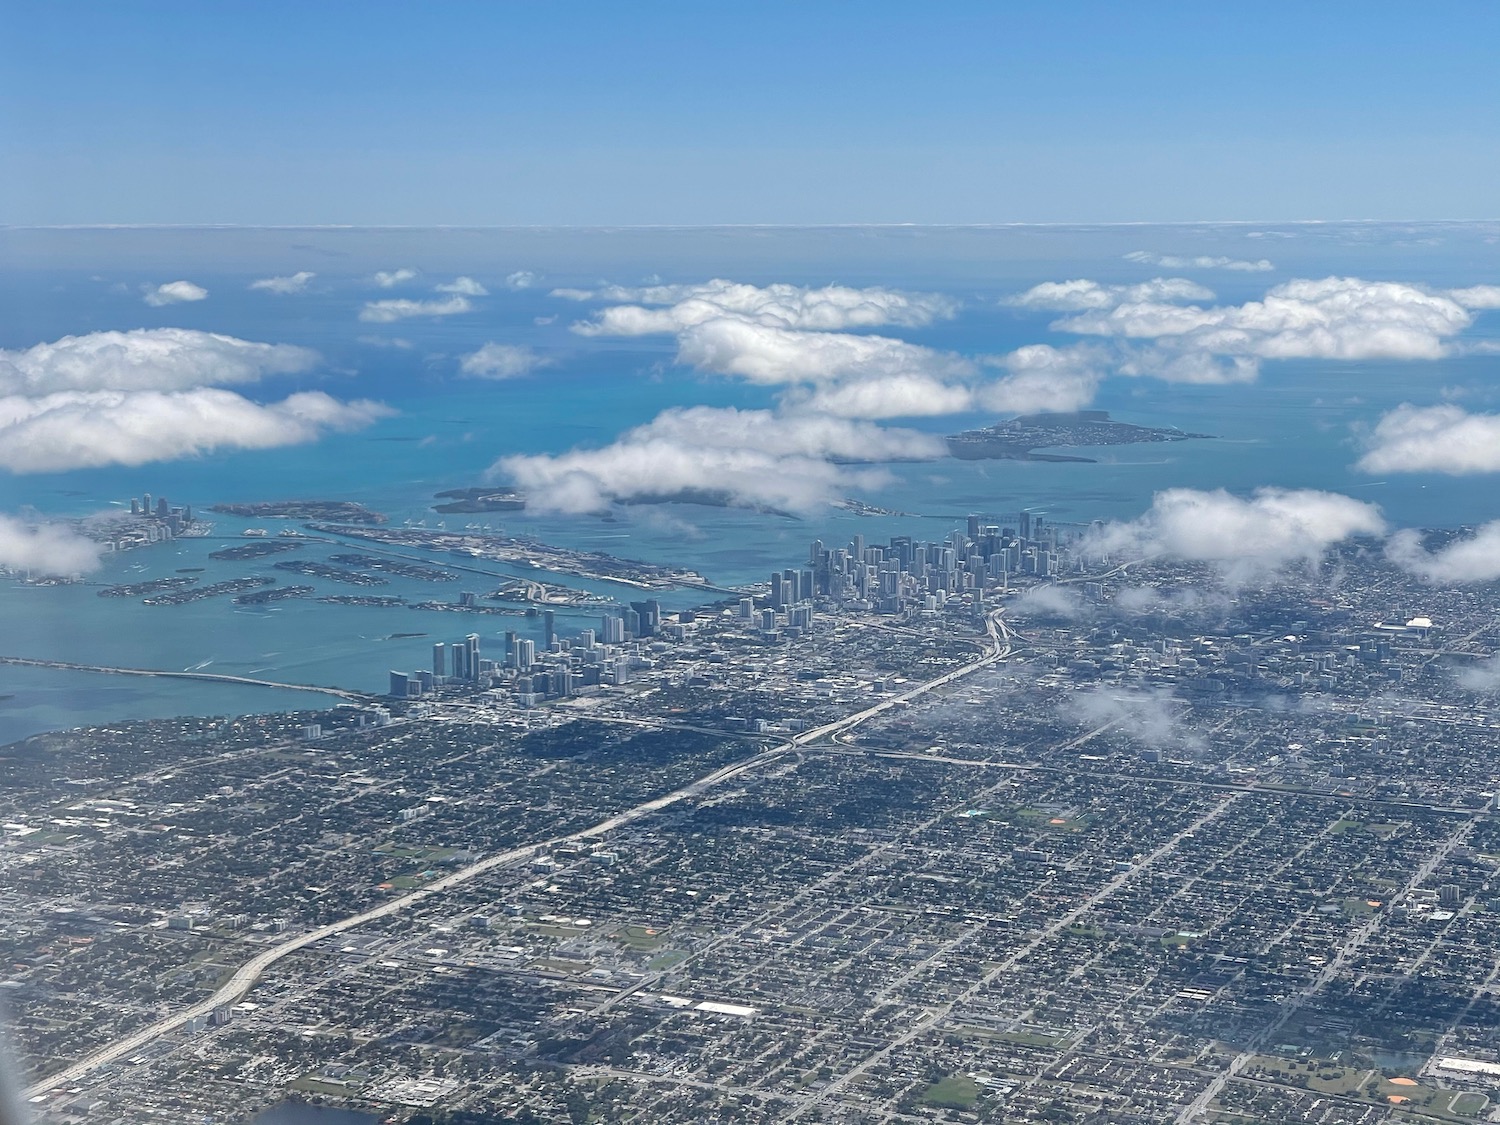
[[1005, 275, 1500, 388], [142, 280, 208, 306], [979, 344, 1105, 413], [0, 328, 319, 395], [497, 406, 944, 514], [1449, 286, 1500, 309], [1357, 404, 1500, 475], [0, 329, 389, 474], [372, 269, 418, 288], [781, 342, 1107, 420], [1064, 688, 1202, 752], [0, 389, 393, 473], [1049, 277, 1493, 363], [248, 271, 315, 295], [795, 374, 976, 419], [675, 319, 970, 388], [1386, 523, 1500, 584], [436, 276, 488, 297], [556, 275, 1087, 422], [1124, 251, 1274, 272], [0, 514, 103, 576], [1086, 487, 1386, 575], [459, 343, 549, 380], [358, 295, 473, 322], [567, 278, 959, 336], [505, 270, 537, 290], [1116, 348, 1260, 385], [1006, 277, 1215, 312]]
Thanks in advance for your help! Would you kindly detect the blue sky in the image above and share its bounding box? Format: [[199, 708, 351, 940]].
[[3, 0, 1498, 225]]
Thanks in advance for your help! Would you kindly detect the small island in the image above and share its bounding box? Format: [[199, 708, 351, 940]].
[[210, 500, 387, 524], [233, 584, 314, 606], [946, 410, 1213, 462], [208, 541, 302, 561], [432, 487, 526, 514]]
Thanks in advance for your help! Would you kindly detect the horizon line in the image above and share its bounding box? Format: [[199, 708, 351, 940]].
[[5, 218, 1500, 233]]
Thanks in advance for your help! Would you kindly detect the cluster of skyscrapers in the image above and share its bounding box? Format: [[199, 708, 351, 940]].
[[127, 491, 195, 532], [94, 490, 199, 554], [388, 511, 1073, 705], [389, 632, 485, 699], [807, 511, 1069, 617], [388, 598, 677, 705]]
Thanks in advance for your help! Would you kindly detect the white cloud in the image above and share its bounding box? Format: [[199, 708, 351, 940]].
[[0, 328, 319, 395], [1006, 277, 1215, 312], [1455, 656, 1500, 692], [1052, 277, 1491, 363], [1124, 251, 1274, 272], [1116, 348, 1260, 385], [979, 344, 1105, 413], [1064, 688, 1202, 752], [0, 389, 393, 473], [675, 319, 970, 386], [249, 271, 315, 295], [548, 276, 1007, 422], [568, 278, 959, 336], [1449, 286, 1500, 309], [436, 276, 488, 297], [358, 295, 473, 323], [142, 280, 208, 307], [372, 268, 418, 288], [357, 335, 414, 350], [505, 270, 537, 290], [497, 406, 944, 514], [1010, 585, 1088, 619], [795, 374, 976, 419], [1357, 404, 1500, 475], [751, 341, 1107, 421], [459, 343, 548, 380], [1005, 275, 1500, 388], [0, 330, 387, 474], [1086, 487, 1386, 575], [1387, 523, 1500, 584], [0, 514, 102, 576]]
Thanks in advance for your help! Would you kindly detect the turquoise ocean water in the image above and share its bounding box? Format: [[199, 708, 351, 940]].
[[1, 225, 1496, 743]]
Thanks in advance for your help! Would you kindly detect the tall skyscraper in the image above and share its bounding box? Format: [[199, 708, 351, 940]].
[[769, 572, 785, 609], [543, 610, 556, 647], [432, 643, 446, 679], [515, 638, 535, 671], [465, 633, 481, 681], [601, 613, 626, 644], [451, 641, 467, 682]]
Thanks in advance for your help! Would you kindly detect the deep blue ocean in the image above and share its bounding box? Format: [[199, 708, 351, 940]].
[[1, 224, 1496, 743]]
